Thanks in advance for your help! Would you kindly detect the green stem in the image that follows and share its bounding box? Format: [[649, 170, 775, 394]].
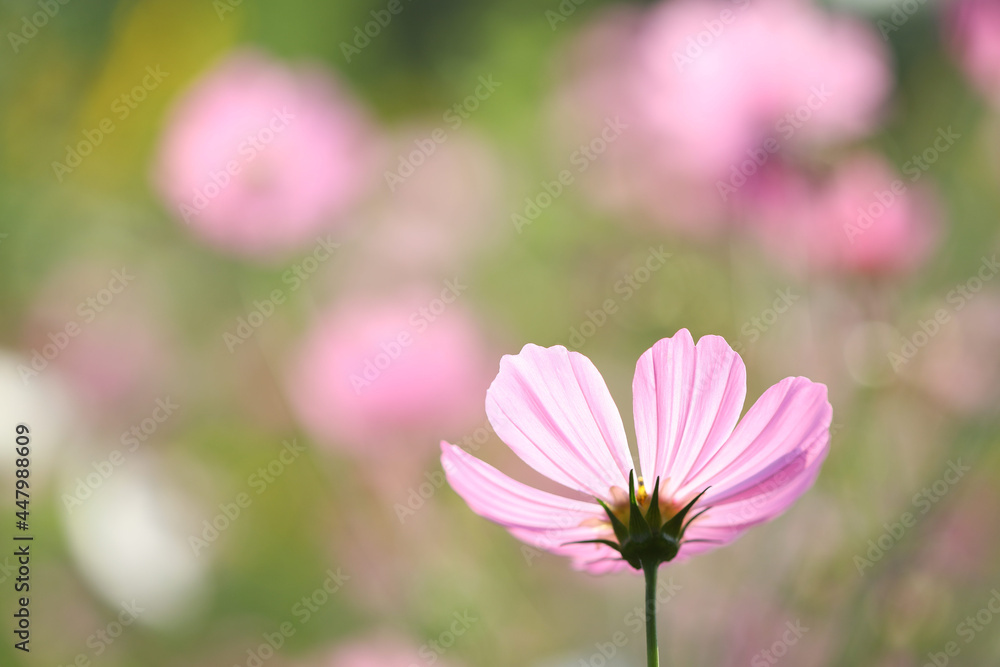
[[643, 560, 659, 667]]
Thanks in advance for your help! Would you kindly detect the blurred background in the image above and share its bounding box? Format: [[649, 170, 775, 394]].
[[1, 0, 999, 665]]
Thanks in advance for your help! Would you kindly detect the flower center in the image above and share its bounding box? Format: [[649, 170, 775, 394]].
[[570, 472, 711, 570], [606, 477, 684, 528]]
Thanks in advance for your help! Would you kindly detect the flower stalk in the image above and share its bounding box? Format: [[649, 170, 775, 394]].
[[643, 558, 659, 667], [569, 472, 709, 666]]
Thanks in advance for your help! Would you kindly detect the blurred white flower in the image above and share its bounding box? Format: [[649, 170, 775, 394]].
[[62, 458, 209, 627], [0, 349, 76, 486]]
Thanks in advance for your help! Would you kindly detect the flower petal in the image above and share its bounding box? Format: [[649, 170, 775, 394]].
[[486, 344, 634, 498], [677, 457, 825, 554], [672, 377, 831, 557], [442, 443, 628, 572], [682, 376, 831, 498], [633, 330, 747, 490], [509, 525, 627, 573], [441, 442, 603, 530]]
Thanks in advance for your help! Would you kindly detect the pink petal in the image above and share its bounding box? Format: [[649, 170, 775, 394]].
[[486, 344, 634, 499], [507, 525, 629, 574], [674, 377, 831, 555], [441, 443, 629, 572], [683, 377, 831, 497], [440, 443, 603, 530], [633, 330, 747, 490]]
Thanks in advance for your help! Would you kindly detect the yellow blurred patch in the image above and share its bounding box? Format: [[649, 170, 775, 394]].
[[69, 0, 242, 190]]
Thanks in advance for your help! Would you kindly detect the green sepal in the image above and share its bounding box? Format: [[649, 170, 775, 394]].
[[563, 538, 623, 553], [682, 538, 721, 546], [588, 478, 712, 572], [597, 498, 630, 545], [661, 487, 710, 540], [628, 471, 652, 538], [681, 507, 710, 537], [644, 477, 663, 531]]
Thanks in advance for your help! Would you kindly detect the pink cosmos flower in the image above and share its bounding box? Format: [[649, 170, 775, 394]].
[[441, 329, 832, 574], [354, 128, 506, 277], [288, 294, 492, 459], [901, 292, 1000, 415], [631, 0, 890, 178], [745, 154, 940, 276], [324, 637, 459, 667], [23, 262, 175, 422], [945, 0, 1000, 104], [551, 0, 891, 234], [153, 50, 377, 258]]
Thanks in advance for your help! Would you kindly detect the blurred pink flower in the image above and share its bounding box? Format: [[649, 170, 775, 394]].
[[324, 637, 458, 667], [441, 329, 832, 574], [919, 481, 999, 582], [356, 128, 506, 277], [288, 293, 492, 458], [721, 597, 829, 667], [24, 263, 175, 421], [902, 292, 1000, 415], [153, 50, 377, 258], [945, 0, 1000, 104], [41, 315, 172, 415], [635, 0, 889, 171], [553, 0, 891, 233], [747, 154, 940, 276]]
